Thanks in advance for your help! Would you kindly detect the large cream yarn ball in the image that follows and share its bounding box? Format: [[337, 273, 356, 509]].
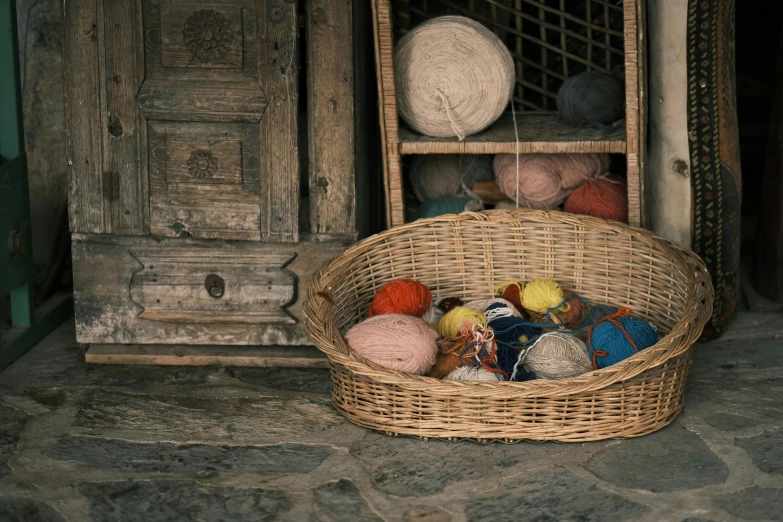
[[395, 16, 515, 140]]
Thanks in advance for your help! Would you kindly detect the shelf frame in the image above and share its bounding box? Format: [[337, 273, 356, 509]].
[[371, 0, 647, 228]]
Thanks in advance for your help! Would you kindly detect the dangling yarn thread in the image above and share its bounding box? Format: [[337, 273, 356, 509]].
[[445, 366, 504, 381], [586, 308, 658, 369], [345, 314, 439, 375], [437, 306, 488, 338], [369, 279, 432, 318], [564, 177, 629, 223], [516, 332, 594, 380]]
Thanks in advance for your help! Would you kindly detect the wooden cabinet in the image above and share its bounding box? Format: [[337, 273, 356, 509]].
[[65, 0, 378, 352]]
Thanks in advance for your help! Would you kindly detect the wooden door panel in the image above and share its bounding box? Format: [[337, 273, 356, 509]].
[[65, 0, 300, 241], [148, 121, 262, 240]]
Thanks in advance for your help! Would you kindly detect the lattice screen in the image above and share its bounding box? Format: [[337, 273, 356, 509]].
[[393, 0, 625, 111]]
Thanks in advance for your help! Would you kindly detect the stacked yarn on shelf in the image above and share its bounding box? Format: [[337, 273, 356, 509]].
[[564, 177, 629, 223], [409, 155, 494, 202], [493, 153, 610, 209]]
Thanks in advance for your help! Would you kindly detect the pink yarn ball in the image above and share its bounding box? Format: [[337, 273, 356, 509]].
[[493, 153, 610, 209], [344, 314, 439, 375]]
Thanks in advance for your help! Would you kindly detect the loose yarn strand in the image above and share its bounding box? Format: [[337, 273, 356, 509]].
[[436, 89, 466, 141], [511, 97, 520, 209]]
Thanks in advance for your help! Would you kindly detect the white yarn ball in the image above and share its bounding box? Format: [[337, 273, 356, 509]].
[[445, 366, 504, 381]]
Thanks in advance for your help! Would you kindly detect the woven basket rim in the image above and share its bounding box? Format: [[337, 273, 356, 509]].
[[304, 209, 714, 398]]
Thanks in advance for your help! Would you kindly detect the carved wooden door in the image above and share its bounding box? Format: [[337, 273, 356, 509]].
[[65, 0, 299, 243]]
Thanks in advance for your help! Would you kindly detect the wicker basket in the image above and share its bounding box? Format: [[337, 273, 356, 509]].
[[303, 210, 712, 442]]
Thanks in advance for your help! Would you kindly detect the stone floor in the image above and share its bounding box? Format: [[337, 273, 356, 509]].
[[1, 313, 782, 522]]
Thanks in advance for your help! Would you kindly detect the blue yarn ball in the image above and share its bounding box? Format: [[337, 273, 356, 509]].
[[487, 314, 542, 346], [495, 342, 536, 382], [415, 196, 475, 219], [587, 316, 658, 369]]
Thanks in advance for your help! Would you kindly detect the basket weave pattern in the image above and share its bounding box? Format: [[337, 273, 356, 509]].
[[304, 211, 713, 442]]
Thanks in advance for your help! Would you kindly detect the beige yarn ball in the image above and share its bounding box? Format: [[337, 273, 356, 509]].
[[395, 16, 515, 139], [409, 154, 495, 202], [445, 366, 504, 381], [522, 332, 594, 380]]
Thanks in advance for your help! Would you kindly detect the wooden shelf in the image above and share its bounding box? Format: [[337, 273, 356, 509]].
[[398, 113, 627, 155]]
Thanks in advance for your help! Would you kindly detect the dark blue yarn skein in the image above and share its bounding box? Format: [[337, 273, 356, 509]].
[[556, 71, 625, 128], [495, 342, 536, 382], [485, 302, 542, 345]]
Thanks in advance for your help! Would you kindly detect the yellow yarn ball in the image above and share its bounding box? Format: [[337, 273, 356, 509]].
[[521, 278, 570, 314], [437, 306, 488, 337]]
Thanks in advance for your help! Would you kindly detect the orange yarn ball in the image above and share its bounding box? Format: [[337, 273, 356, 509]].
[[564, 178, 628, 223], [369, 278, 432, 318]]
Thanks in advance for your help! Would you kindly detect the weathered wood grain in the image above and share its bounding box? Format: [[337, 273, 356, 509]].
[[258, 0, 300, 242], [147, 121, 262, 240], [86, 343, 329, 367], [136, 78, 268, 123], [129, 249, 296, 323], [104, 0, 148, 235], [72, 233, 350, 345], [306, 0, 356, 235], [64, 0, 106, 233]]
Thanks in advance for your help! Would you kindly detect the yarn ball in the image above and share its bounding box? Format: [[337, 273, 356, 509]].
[[409, 154, 494, 202], [523, 332, 594, 380], [368, 279, 431, 318], [463, 297, 522, 317], [551, 293, 585, 326], [414, 196, 483, 220], [444, 366, 504, 381], [564, 178, 629, 223], [521, 278, 567, 314], [437, 306, 488, 338], [345, 314, 439, 374], [494, 153, 610, 208], [569, 304, 620, 339], [436, 296, 464, 313], [395, 16, 515, 139], [485, 303, 542, 345], [556, 71, 625, 127], [429, 350, 461, 379], [494, 281, 526, 315], [421, 303, 445, 326], [495, 343, 536, 382], [587, 315, 658, 369]]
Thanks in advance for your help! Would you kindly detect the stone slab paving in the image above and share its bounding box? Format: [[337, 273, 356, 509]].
[[1, 311, 782, 521]]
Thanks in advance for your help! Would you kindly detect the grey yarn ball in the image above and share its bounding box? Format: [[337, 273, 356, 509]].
[[556, 71, 625, 127]]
